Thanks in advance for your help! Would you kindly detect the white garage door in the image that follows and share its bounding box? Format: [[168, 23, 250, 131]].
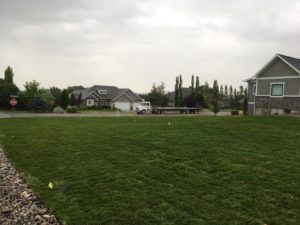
[[115, 102, 131, 111]]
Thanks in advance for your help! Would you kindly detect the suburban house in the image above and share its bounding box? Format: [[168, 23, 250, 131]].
[[245, 54, 300, 115], [72, 85, 143, 111]]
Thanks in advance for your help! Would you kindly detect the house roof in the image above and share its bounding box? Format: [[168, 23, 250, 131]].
[[277, 54, 300, 72], [244, 54, 300, 82], [72, 85, 142, 102]]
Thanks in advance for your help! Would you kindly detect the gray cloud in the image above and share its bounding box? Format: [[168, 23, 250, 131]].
[[0, 0, 300, 92]]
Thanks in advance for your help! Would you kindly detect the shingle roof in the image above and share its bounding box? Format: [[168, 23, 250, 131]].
[[277, 54, 300, 72], [72, 85, 142, 102]]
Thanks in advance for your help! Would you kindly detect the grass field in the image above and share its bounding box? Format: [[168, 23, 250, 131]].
[[0, 116, 299, 225]]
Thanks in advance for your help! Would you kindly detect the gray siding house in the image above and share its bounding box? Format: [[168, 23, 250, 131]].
[[73, 85, 143, 111], [245, 54, 300, 115]]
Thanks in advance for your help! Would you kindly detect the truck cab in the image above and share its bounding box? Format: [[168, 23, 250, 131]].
[[136, 101, 151, 114]]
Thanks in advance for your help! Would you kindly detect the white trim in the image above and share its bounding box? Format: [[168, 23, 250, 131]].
[[277, 54, 300, 74], [255, 79, 258, 95], [245, 54, 300, 81], [255, 94, 300, 97], [283, 95, 300, 97], [270, 82, 284, 97], [248, 102, 255, 104], [257, 76, 300, 80], [252, 55, 278, 78]]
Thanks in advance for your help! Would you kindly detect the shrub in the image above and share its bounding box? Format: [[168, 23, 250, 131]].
[[211, 103, 220, 115], [53, 106, 65, 113], [29, 96, 48, 113], [66, 105, 77, 113]]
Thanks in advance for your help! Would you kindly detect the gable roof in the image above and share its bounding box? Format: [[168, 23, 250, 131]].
[[277, 54, 300, 73], [72, 85, 142, 102], [244, 54, 300, 82]]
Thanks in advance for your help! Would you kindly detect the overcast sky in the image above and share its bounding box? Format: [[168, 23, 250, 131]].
[[0, 0, 300, 92]]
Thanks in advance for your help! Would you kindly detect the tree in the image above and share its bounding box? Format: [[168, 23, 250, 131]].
[[4, 66, 14, 83], [183, 94, 197, 107], [29, 96, 48, 112], [148, 82, 168, 107], [77, 92, 82, 106], [179, 75, 183, 106], [70, 93, 76, 105], [60, 89, 69, 109], [203, 82, 209, 107], [175, 76, 179, 107], [224, 85, 228, 99], [191, 75, 195, 96], [195, 76, 203, 107], [67, 86, 85, 93], [24, 80, 40, 98], [211, 80, 220, 115], [243, 88, 248, 115], [229, 85, 233, 108], [0, 66, 19, 108], [195, 76, 200, 96], [50, 87, 62, 106], [219, 85, 224, 101], [239, 86, 244, 97]]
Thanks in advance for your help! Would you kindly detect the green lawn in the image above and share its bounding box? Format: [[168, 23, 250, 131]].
[[0, 116, 299, 225]]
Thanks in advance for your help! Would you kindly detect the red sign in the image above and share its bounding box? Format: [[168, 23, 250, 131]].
[[10, 98, 17, 107]]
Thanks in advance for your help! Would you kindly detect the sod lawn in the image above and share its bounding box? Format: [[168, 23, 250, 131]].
[[0, 116, 299, 225]]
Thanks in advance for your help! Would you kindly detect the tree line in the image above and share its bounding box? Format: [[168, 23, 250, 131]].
[[144, 75, 248, 114], [0, 66, 83, 112]]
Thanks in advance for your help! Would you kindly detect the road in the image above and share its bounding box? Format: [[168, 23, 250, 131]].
[[0, 111, 233, 119]]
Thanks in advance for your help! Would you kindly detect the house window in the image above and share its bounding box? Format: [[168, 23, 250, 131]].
[[253, 85, 256, 95], [271, 83, 284, 96]]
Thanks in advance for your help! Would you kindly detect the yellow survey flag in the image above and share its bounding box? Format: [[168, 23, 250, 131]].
[[48, 182, 53, 189]]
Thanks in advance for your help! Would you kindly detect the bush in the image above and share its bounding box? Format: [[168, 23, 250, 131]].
[[211, 103, 220, 115], [53, 106, 64, 113], [66, 105, 77, 113], [29, 96, 48, 113]]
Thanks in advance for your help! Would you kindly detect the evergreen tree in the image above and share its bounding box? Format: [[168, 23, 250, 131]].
[[60, 89, 69, 109]]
